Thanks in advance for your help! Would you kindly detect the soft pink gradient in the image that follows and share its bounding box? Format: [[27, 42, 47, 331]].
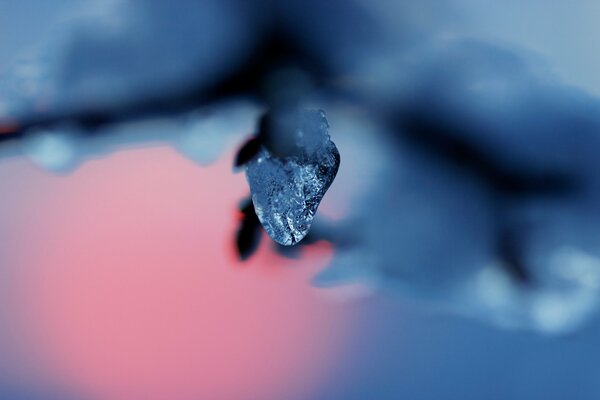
[[0, 146, 353, 400]]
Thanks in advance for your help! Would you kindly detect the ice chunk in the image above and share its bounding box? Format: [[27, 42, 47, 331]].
[[245, 110, 340, 245]]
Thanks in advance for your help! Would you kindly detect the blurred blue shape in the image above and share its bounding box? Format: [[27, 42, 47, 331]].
[[1, 0, 600, 335], [315, 39, 600, 333], [56, 0, 257, 111], [23, 127, 82, 173], [174, 99, 261, 166]]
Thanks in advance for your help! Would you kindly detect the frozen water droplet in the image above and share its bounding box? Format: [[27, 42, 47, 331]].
[[23, 129, 80, 173], [244, 109, 340, 245]]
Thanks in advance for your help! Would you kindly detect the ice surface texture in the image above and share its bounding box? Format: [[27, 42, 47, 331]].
[[244, 110, 340, 245]]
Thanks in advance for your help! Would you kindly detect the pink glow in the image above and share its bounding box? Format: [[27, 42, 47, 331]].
[[3, 147, 353, 400]]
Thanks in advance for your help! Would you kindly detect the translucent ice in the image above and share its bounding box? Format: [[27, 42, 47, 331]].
[[245, 110, 340, 245]]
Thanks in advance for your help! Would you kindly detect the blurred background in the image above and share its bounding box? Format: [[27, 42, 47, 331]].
[[2, 1, 600, 399]]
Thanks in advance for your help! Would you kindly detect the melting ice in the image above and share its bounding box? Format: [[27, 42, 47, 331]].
[[244, 109, 340, 245]]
